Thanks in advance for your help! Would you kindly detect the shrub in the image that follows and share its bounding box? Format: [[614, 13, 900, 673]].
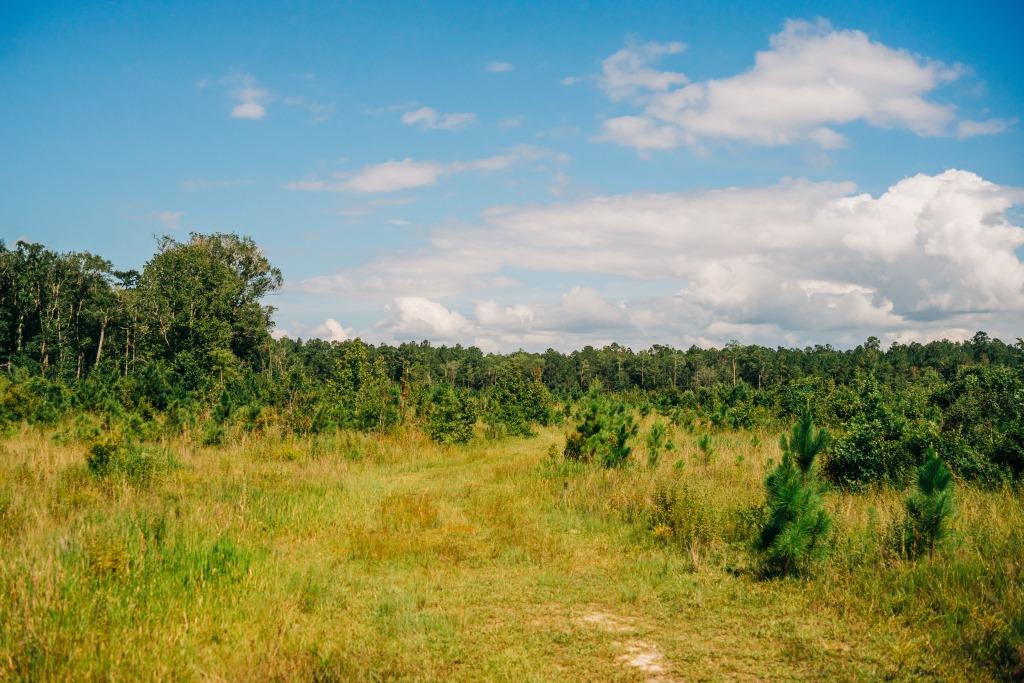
[[823, 379, 931, 489], [426, 385, 477, 444], [86, 438, 179, 486], [200, 421, 226, 446], [485, 363, 550, 437], [933, 365, 1024, 482], [562, 392, 637, 467], [757, 456, 831, 577]]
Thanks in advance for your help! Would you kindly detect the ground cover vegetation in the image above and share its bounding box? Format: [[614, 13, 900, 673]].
[[1, 233, 1022, 679]]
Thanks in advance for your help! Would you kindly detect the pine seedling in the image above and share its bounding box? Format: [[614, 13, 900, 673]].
[[903, 447, 954, 559], [757, 453, 832, 576], [697, 433, 713, 465], [646, 420, 673, 468]]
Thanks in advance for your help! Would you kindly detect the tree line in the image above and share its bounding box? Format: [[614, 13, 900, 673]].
[[2, 233, 1022, 486]]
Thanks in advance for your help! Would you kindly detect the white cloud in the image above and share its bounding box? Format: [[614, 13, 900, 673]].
[[343, 160, 447, 193], [272, 318, 350, 342], [599, 39, 687, 101], [313, 318, 350, 342], [221, 72, 271, 120], [299, 169, 1024, 349], [484, 61, 514, 73], [401, 106, 478, 130], [149, 210, 184, 230], [285, 145, 568, 194], [379, 297, 474, 340], [231, 102, 266, 120], [956, 117, 1016, 138], [561, 76, 581, 86], [597, 20, 1001, 151]]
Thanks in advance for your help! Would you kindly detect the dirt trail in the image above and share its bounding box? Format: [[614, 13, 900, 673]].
[[576, 610, 676, 682]]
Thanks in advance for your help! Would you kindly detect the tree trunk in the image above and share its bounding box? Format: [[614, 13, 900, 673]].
[[94, 315, 106, 367]]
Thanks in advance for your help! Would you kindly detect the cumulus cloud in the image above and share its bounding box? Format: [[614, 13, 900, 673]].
[[273, 318, 351, 342], [379, 297, 474, 340], [597, 19, 1005, 151], [484, 61, 514, 73], [313, 318, 350, 342], [284, 145, 568, 194], [299, 169, 1024, 349], [401, 106, 478, 130]]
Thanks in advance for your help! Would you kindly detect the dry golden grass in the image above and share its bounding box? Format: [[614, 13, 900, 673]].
[[0, 420, 1021, 680]]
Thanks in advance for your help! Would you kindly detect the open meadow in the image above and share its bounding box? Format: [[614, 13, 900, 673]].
[[2, 420, 1021, 681]]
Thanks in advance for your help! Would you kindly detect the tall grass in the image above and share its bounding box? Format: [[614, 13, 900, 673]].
[[0, 420, 1020, 680]]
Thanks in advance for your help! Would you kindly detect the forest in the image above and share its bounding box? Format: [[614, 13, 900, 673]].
[[2, 233, 1023, 679]]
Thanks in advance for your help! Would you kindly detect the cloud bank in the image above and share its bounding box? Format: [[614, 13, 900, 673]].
[[298, 169, 1024, 350]]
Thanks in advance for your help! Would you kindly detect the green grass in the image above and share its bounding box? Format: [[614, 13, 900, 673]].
[[1, 422, 1021, 680]]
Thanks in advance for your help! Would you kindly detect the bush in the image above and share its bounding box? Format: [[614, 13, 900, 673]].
[[86, 438, 179, 486], [426, 385, 476, 444], [696, 433, 714, 465], [563, 391, 637, 467], [933, 365, 1024, 482], [485, 363, 550, 437], [823, 379, 931, 489]]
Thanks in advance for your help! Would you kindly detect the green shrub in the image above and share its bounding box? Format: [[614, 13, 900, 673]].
[[86, 438, 179, 485], [563, 391, 637, 467], [933, 365, 1024, 482], [200, 421, 226, 446], [426, 385, 477, 444], [485, 363, 550, 437], [757, 456, 831, 576], [823, 380, 931, 489]]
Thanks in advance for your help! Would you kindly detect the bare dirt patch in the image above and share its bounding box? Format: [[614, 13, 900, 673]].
[[577, 610, 677, 682]]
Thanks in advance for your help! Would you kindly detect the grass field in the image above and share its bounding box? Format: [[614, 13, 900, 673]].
[[1, 422, 1022, 680]]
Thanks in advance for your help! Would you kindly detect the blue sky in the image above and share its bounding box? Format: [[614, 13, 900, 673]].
[[3, 1, 1023, 350]]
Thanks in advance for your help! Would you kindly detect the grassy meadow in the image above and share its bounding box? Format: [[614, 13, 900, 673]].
[[1, 420, 1022, 681]]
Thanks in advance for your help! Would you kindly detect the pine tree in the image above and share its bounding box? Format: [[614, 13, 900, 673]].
[[757, 455, 832, 576], [756, 411, 832, 576], [902, 447, 954, 558], [646, 420, 673, 468], [697, 433, 713, 465], [781, 404, 829, 474]]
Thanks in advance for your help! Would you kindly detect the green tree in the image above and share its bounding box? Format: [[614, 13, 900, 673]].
[[757, 413, 832, 576], [900, 447, 954, 558], [137, 233, 282, 388], [426, 385, 477, 444], [781, 405, 829, 474]]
